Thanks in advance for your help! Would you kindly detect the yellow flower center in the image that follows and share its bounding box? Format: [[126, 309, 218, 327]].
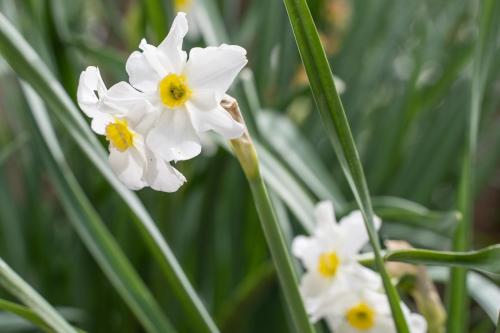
[[346, 303, 376, 330], [105, 119, 134, 152], [317, 251, 340, 278], [175, 0, 192, 11], [159, 73, 192, 108]]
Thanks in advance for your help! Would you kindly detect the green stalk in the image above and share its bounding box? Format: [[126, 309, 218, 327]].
[[224, 97, 315, 333], [0, 299, 86, 333], [0, 258, 77, 333], [281, 0, 409, 331], [448, 1, 500, 332]]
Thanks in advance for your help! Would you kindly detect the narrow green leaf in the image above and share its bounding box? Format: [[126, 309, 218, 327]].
[[281, 0, 409, 330], [0, 299, 51, 332], [0, 133, 28, 166], [0, 12, 219, 333], [386, 245, 500, 276], [258, 111, 346, 208], [143, 0, 173, 43], [21, 83, 176, 333], [342, 196, 460, 234], [0, 258, 77, 333], [449, 0, 500, 330], [0, 299, 87, 333]]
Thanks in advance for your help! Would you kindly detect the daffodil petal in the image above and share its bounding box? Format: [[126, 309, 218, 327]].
[[90, 113, 114, 135], [291, 235, 322, 272], [186, 91, 244, 139], [77, 66, 106, 118], [338, 211, 381, 256], [126, 41, 166, 93], [314, 200, 337, 229], [158, 12, 188, 72], [185, 44, 247, 100], [101, 81, 152, 124], [146, 108, 201, 162], [408, 313, 427, 333], [108, 147, 146, 190], [145, 154, 186, 192]]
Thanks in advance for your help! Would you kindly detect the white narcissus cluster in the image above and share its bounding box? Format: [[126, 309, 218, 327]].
[[292, 201, 427, 333], [77, 12, 246, 192]]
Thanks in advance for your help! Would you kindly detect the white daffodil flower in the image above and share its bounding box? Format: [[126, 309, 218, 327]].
[[77, 66, 186, 192], [324, 288, 427, 333], [292, 201, 382, 321], [125, 12, 246, 162]]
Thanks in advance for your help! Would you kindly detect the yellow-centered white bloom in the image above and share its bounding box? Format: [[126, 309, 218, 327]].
[[125, 12, 246, 162], [324, 287, 427, 333], [292, 201, 382, 321], [77, 66, 186, 192]]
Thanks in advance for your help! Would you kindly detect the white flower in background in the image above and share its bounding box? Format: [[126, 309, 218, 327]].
[[77, 66, 186, 192], [174, 0, 201, 38], [125, 12, 246, 162], [292, 201, 382, 321], [324, 287, 427, 333]]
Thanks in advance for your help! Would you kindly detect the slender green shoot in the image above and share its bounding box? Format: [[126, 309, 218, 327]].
[[448, 0, 500, 331], [282, 0, 409, 330]]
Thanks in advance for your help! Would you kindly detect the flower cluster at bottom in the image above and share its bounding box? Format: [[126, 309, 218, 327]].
[[77, 12, 247, 192], [292, 201, 427, 333]]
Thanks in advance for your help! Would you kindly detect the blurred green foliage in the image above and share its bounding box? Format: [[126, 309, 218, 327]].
[[0, 0, 498, 332]]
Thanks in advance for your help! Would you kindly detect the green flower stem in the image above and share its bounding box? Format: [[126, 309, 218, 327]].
[[448, 0, 500, 331], [224, 97, 315, 333]]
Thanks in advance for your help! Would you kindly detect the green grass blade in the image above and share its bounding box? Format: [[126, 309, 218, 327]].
[[448, 0, 500, 331], [0, 12, 219, 333], [386, 245, 500, 276], [0, 299, 52, 333], [0, 299, 88, 333], [258, 111, 346, 208], [21, 83, 176, 333], [0, 258, 77, 333], [281, 0, 409, 330]]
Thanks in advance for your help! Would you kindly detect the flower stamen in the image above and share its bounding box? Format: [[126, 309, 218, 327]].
[[317, 251, 340, 278], [159, 73, 192, 108], [105, 119, 134, 152], [346, 302, 376, 330]]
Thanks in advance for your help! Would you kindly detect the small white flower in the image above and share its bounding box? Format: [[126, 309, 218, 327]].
[[77, 66, 186, 192], [324, 287, 427, 333], [125, 12, 246, 162], [292, 201, 382, 321]]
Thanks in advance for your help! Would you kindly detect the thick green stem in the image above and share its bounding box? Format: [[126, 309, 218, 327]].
[[247, 175, 315, 333], [225, 96, 314, 333]]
